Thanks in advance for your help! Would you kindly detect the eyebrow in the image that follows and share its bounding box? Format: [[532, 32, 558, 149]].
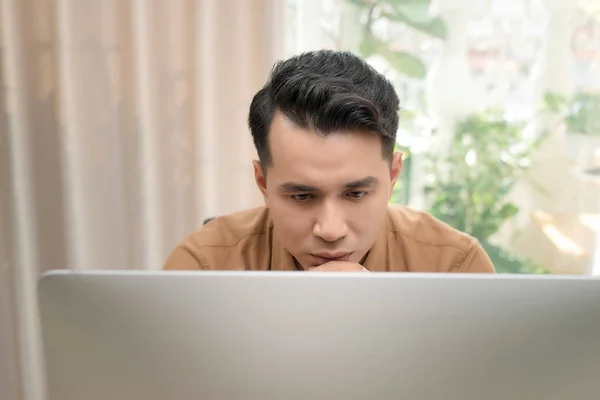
[[345, 176, 379, 189], [279, 176, 379, 193]]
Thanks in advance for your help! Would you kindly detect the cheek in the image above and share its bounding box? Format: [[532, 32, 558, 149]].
[[268, 198, 313, 244], [348, 194, 388, 237]]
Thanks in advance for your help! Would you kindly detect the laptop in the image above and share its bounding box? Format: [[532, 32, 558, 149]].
[[38, 270, 600, 400]]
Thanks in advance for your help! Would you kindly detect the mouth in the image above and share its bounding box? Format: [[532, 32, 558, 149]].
[[310, 252, 352, 265]]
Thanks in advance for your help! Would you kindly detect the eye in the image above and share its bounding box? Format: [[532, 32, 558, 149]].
[[291, 193, 315, 202], [347, 191, 368, 200]]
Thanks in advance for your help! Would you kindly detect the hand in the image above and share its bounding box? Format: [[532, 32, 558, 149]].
[[307, 261, 369, 272]]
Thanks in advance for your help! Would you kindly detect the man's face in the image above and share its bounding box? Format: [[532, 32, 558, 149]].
[[253, 112, 402, 269]]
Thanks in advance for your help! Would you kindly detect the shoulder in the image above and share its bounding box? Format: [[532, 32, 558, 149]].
[[387, 204, 474, 250], [386, 205, 495, 273], [186, 206, 271, 248], [163, 207, 271, 270]]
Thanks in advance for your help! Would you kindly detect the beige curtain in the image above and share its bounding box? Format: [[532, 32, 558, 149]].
[[0, 0, 285, 399]]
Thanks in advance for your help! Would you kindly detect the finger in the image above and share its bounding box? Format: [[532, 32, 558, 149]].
[[306, 263, 369, 272]]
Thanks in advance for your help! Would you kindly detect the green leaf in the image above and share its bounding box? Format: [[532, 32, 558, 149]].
[[360, 34, 427, 78], [473, 176, 496, 194], [494, 177, 517, 197], [344, 0, 368, 7], [388, 0, 432, 6], [542, 91, 567, 113], [380, 48, 427, 78], [382, 11, 447, 39], [359, 35, 385, 58], [471, 220, 501, 240], [388, 2, 430, 21], [496, 203, 519, 220], [480, 241, 549, 274], [565, 92, 600, 134]]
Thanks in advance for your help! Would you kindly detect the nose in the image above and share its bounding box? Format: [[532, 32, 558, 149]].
[[313, 200, 348, 243]]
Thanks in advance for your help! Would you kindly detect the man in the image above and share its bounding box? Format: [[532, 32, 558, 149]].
[[164, 50, 495, 273]]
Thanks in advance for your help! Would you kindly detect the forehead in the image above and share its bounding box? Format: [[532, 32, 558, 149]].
[[267, 112, 388, 184]]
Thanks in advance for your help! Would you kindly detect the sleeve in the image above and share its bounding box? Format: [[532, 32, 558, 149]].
[[453, 238, 496, 273], [163, 245, 206, 270]]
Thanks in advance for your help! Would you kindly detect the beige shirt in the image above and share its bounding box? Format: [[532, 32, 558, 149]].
[[164, 206, 495, 273], [163, 205, 495, 273]]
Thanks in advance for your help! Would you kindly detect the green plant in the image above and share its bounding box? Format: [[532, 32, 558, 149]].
[[345, 0, 446, 78], [424, 110, 548, 274], [337, 1, 443, 203], [543, 91, 600, 135]]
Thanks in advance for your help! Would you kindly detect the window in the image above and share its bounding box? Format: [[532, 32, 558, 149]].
[[287, 0, 600, 275]]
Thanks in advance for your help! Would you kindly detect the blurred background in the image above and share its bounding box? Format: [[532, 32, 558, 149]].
[[2, 0, 600, 399]]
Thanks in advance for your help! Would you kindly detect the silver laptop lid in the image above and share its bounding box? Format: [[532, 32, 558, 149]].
[[38, 270, 600, 400]]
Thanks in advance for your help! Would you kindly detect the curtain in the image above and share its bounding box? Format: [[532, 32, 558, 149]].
[[0, 0, 285, 399]]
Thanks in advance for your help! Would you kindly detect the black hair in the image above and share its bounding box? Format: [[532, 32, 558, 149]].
[[248, 50, 399, 167]]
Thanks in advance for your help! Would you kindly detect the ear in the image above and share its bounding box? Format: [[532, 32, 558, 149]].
[[253, 160, 268, 205], [388, 151, 403, 199]]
